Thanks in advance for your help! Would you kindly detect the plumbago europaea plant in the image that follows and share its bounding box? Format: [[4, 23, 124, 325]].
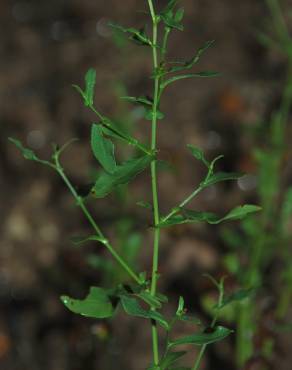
[[9, 1, 261, 369]]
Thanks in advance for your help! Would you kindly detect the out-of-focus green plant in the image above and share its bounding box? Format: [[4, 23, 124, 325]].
[[9, 1, 261, 369], [222, 0, 292, 367]]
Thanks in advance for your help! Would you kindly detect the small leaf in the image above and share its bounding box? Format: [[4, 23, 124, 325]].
[[109, 23, 151, 46], [122, 96, 164, 120], [120, 295, 169, 329], [145, 109, 165, 121], [121, 95, 153, 106], [73, 68, 96, 107], [168, 40, 215, 73], [91, 124, 116, 173], [187, 144, 210, 167], [176, 296, 185, 316], [92, 154, 153, 198], [136, 291, 162, 309], [159, 351, 187, 370], [99, 119, 151, 154], [162, 0, 178, 14], [61, 287, 114, 318], [85, 68, 96, 107], [100, 118, 129, 141], [217, 288, 255, 309], [169, 326, 233, 347], [136, 200, 152, 210], [139, 272, 148, 284], [218, 205, 262, 223], [175, 8, 185, 23], [160, 2, 184, 31], [202, 172, 243, 187], [9, 138, 39, 161], [161, 72, 220, 90], [156, 293, 169, 303], [70, 235, 108, 246]]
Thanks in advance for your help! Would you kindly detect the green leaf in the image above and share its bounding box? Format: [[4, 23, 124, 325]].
[[187, 144, 210, 167], [73, 68, 96, 107], [121, 95, 153, 106], [139, 272, 148, 284], [160, 1, 184, 31], [218, 205, 262, 223], [136, 200, 152, 210], [159, 351, 187, 370], [70, 234, 108, 246], [61, 287, 114, 318], [136, 291, 162, 309], [176, 296, 185, 316], [99, 117, 129, 141], [109, 23, 151, 46], [92, 154, 153, 198], [156, 293, 169, 303], [120, 295, 169, 329], [98, 119, 151, 155], [161, 71, 220, 90], [163, 0, 178, 14], [9, 137, 53, 168], [169, 326, 233, 347], [145, 109, 165, 121], [9, 137, 39, 161], [217, 288, 255, 309], [91, 124, 116, 173], [159, 205, 261, 227], [175, 8, 185, 23], [168, 40, 215, 73], [121, 96, 164, 120], [161, 12, 184, 31], [85, 68, 96, 107], [202, 171, 243, 187]]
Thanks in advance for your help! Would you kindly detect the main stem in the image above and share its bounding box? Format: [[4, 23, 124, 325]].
[[148, 0, 161, 366]]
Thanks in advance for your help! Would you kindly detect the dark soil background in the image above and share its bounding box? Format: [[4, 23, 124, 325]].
[[1, 0, 292, 369]]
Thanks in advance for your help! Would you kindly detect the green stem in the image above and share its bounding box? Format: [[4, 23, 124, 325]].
[[54, 156, 142, 285], [192, 281, 224, 370], [162, 186, 204, 223], [148, 0, 161, 366], [162, 27, 171, 59]]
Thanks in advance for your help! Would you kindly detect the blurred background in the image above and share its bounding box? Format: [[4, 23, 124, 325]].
[[1, 0, 292, 369]]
